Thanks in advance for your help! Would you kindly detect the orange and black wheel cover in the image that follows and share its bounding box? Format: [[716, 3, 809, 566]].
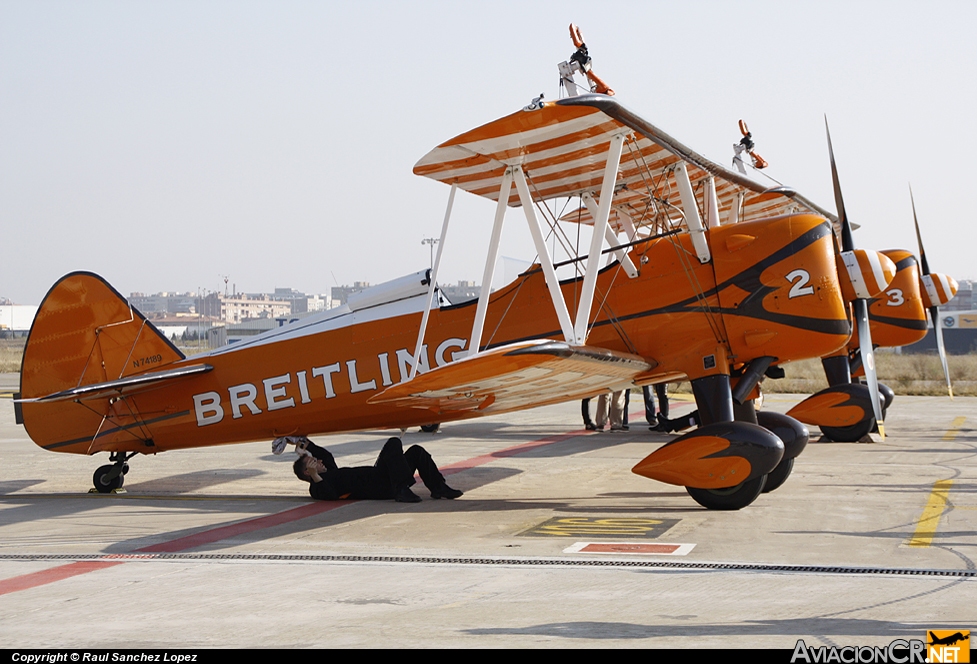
[[632, 421, 784, 489], [786, 383, 877, 428]]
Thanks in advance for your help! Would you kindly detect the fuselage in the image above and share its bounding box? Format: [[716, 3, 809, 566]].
[[23, 213, 851, 455]]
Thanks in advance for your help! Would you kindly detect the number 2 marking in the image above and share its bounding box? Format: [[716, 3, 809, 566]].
[[787, 269, 815, 298]]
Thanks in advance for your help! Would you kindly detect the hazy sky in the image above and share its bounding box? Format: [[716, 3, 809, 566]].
[[2, 1, 975, 304]]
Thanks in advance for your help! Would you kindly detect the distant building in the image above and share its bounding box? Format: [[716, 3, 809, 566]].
[[129, 292, 197, 315], [943, 279, 973, 311], [331, 281, 370, 306], [197, 293, 292, 324], [225, 312, 319, 344], [270, 288, 333, 314], [440, 280, 481, 305], [0, 305, 38, 333]]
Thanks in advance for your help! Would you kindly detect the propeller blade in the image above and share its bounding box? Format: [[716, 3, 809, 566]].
[[854, 299, 885, 438], [930, 306, 954, 399], [910, 185, 953, 398], [827, 118, 883, 438], [825, 118, 855, 252], [909, 185, 931, 275]]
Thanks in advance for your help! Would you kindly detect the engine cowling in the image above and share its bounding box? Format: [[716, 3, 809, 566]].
[[837, 249, 896, 301], [920, 272, 958, 308]]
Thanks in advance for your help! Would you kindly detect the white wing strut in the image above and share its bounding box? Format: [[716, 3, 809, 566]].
[[573, 131, 628, 344], [512, 165, 576, 343], [410, 184, 456, 379], [673, 162, 711, 263], [467, 169, 513, 357], [581, 193, 638, 278]]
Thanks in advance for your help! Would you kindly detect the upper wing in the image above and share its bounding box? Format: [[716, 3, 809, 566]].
[[369, 339, 653, 415], [414, 94, 834, 231]]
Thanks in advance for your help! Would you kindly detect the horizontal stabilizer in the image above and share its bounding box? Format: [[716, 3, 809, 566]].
[[369, 340, 653, 415], [16, 363, 213, 404]]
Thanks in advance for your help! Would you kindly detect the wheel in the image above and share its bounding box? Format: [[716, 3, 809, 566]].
[[420, 423, 440, 433], [820, 417, 874, 442], [761, 456, 794, 493], [686, 474, 767, 511], [93, 464, 124, 493]]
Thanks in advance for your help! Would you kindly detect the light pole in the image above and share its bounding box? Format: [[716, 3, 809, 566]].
[[421, 237, 439, 271]]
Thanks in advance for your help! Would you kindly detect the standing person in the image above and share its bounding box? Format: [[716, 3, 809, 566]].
[[596, 390, 626, 431], [644, 384, 670, 431], [581, 398, 597, 430], [620, 389, 631, 431], [283, 436, 463, 503]]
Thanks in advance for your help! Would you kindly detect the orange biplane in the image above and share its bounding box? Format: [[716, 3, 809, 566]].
[[786, 190, 958, 441], [15, 26, 902, 509]]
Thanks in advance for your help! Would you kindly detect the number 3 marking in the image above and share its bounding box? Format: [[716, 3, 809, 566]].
[[886, 289, 904, 306], [787, 269, 815, 298]]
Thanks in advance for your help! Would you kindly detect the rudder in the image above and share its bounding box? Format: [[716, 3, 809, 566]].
[[19, 272, 186, 453]]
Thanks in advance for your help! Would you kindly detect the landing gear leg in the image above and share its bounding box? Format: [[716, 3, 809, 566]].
[[92, 451, 135, 494]]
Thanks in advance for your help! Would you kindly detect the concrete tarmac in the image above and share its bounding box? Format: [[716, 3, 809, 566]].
[[0, 372, 974, 649]]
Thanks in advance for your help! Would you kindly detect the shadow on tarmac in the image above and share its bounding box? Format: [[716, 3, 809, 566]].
[[462, 617, 972, 639]]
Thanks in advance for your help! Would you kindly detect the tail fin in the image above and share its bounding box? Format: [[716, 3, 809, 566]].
[[19, 272, 186, 453], [21, 272, 184, 399]]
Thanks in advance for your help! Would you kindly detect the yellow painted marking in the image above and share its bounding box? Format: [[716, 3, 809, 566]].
[[943, 416, 966, 441], [908, 479, 953, 547], [520, 517, 679, 539]]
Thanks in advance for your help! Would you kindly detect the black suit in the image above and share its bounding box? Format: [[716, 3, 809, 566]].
[[305, 437, 447, 501]]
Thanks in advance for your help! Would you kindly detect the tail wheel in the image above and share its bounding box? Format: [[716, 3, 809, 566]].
[[420, 423, 440, 433], [686, 475, 767, 511], [93, 465, 124, 493], [761, 457, 794, 494]]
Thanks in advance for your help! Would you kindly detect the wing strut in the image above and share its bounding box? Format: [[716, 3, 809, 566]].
[[468, 169, 513, 357], [581, 193, 638, 278], [673, 162, 711, 263], [572, 130, 628, 344], [410, 184, 456, 379], [614, 206, 639, 239], [512, 165, 576, 343]]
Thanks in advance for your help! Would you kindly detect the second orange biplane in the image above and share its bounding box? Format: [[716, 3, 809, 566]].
[[784, 187, 957, 441], [16, 27, 902, 509]]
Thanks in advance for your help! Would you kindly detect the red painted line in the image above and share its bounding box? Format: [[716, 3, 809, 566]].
[[439, 430, 594, 476], [0, 561, 124, 596], [137, 500, 348, 553], [580, 543, 679, 554], [0, 427, 595, 594]]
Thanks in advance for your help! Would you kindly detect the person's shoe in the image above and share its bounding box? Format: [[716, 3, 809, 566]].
[[656, 413, 674, 433], [610, 425, 622, 432], [395, 487, 422, 503], [620, 425, 629, 431], [431, 485, 464, 500], [584, 422, 597, 431]]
